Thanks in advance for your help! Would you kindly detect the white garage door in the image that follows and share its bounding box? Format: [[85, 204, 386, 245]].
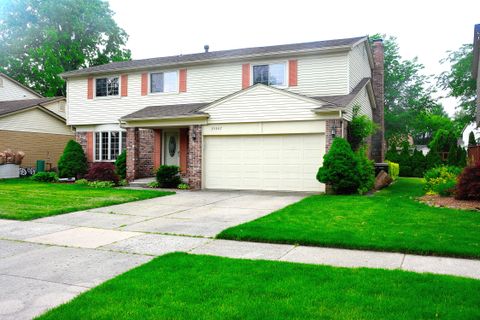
[[204, 134, 325, 192]]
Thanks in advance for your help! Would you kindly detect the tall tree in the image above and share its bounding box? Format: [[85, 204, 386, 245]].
[[370, 35, 449, 144], [0, 0, 131, 96], [437, 44, 476, 128]]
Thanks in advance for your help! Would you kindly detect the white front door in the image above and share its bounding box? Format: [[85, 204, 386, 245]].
[[164, 131, 180, 166]]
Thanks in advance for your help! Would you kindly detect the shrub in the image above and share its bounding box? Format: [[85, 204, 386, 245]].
[[347, 105, 377, 151], [434, 180, 457, 197], [87, 180, 115, 188], [147, 181, 160, 188], [455, 162, 480, 200], [423, 166, 462, 194], [468, 132, 477, 146], [178, 183, 190, 190], [31, 172, 58, 182], [156, 165, 182, 188], [114, 150, 127, 179], [386, 161, 399, 180], [75, 178, 89, 185], [58, 140, 88, 178], [85, 162, 119, 184], [411, 149, 427, 177], [355, 147, 375, 194], [425, 149, 443, 170], [317, 138, 359, 194]]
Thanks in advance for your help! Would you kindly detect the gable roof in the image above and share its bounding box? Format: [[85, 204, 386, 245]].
[[0, 73, 43, 98], [61, 36, 367, 78], [0, 97, 65, 119]]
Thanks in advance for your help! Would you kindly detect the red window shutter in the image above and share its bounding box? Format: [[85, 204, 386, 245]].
[[86, 132, 94, 162], [121, 74, 128, 97], [141, 73, 148, 96], [288, 60, 298, 86], [179, 128, 188, 173], [179, 69, 187, 92], [242, 63, 250, 89], [153, 129, 162, 169], [87, 78, 94, 99]]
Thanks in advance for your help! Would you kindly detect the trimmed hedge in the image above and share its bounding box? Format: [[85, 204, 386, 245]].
[[386, 161, 399, 180]]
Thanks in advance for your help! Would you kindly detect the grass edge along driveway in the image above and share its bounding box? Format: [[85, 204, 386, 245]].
[[0, 178, 173, 220], [218, 178, 480, 259], [37, 253, 480, 320]]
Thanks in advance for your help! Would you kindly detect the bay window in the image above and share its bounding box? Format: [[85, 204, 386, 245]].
[[150, 71, 178, 93], [94, 131, 126, 161], [253, 63, 286, 86]]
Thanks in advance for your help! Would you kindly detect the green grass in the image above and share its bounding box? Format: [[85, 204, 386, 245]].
[[37, 253, 480, 320], [0, 178, 173, 220], [218, 178, 480, 259]]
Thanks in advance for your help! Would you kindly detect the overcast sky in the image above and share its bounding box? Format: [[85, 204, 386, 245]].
[[109, 0, 479, 116]]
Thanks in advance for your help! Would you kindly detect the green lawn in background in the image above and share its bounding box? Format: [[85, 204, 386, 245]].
[[0, 178, 172, 220], [37, 253, 480, 320], [218, 178, 480, 259]]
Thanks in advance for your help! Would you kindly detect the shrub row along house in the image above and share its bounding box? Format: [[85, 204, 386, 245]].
[[0, 73, 73, 168], [61, 36, 385, 192]]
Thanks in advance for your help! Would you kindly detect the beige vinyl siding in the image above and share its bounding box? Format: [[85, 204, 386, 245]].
[[0, 76, 40, 101], [67, 52, 350, 125], [0, 108, 73, 135], [344, 86, 373, 121], [43, 100, 66, 118], [205, 86, 323, 124], [348, 42, 372, 91]]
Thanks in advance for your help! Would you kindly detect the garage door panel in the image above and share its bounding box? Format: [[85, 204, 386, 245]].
[[204, 134, 325, 192]]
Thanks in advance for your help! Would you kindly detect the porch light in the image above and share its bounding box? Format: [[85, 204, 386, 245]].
[[191, 129, 197, 141], [331, 123, 337, 138]]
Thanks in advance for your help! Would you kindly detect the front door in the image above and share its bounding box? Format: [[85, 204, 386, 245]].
[[164, 131, 180, 166]]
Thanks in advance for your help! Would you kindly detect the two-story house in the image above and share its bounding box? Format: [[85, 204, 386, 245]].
[[61, 36, 384, 192], [0, 73, 73, 168]]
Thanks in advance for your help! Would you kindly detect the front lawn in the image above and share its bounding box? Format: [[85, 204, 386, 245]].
[[0, 178, 172, 220], [218, 178, 480, 259], [38, 253, 480, 320]]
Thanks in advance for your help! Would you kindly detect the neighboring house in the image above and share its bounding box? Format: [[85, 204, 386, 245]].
[[61, 36, 384, 192], [0, 73, 73, 169], [474, 24, 480, 126]]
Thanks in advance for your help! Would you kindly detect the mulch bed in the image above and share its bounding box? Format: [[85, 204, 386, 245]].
[[419, 195, 480, 211]]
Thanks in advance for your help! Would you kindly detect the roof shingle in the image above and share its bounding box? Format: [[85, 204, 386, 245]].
[[61, 36, 366, 78]]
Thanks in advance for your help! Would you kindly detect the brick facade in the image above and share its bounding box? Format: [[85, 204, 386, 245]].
[[75, 132, 87, 154], [371, 39, 385, 162], [126, 127, 139, 181], [187, 125, 202, 189], [138, 129, 155, 178], [325, 119, 347, 154]]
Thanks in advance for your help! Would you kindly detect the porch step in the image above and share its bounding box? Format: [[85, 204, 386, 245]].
[[129, 177, 155, 188]]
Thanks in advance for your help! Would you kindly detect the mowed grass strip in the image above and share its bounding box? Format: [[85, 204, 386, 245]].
[[0, 178, 172, 220], [218, 178, 480, 259], [38, 253, 480, 320]]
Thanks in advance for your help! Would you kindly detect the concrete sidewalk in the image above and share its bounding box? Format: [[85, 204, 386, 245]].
[[0, 190, 479, 319]]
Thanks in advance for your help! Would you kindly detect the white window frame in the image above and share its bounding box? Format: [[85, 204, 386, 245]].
[[251, 61, 288, 88], [93, 130, 126, 162], [94, 75, 121, 99], [148, 70, 179, 95]]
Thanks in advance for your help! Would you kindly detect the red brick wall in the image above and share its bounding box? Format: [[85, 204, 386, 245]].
[[138, 129, 155, 178], [126, 128, 139, 181], [371, 39, 385, 162], [325, 119, 345, 154]]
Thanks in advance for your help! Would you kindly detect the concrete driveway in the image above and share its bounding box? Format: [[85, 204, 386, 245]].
[[0, 190, 305, 320]]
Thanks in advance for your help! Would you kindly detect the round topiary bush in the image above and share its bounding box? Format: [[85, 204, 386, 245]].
[[156, 165, 181, 188], [57, 140, 88, 178], [317, 138, 359, 194]]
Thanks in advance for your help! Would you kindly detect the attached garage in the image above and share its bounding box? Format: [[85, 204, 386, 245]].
[[203, 132, 325, 192]]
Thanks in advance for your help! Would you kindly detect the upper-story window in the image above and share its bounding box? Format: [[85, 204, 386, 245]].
[[150, 71, 178, 93], [253, 63, 286, 86], [96, 77, 119, 97]]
